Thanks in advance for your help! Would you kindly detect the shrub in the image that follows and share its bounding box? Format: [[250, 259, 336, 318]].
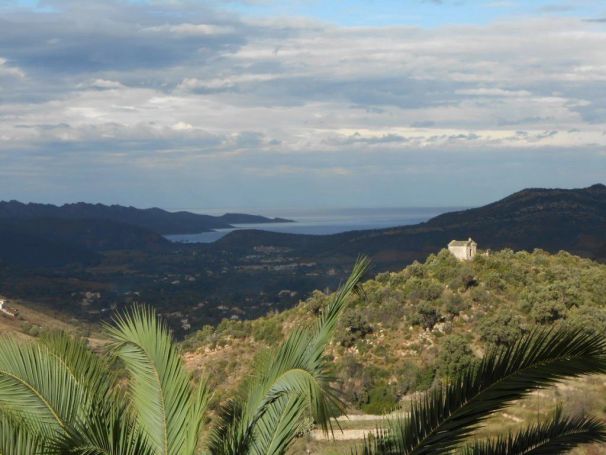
[[412, 303, 442, 330], [436, 334, 475, 380], [252, 318, 283, 344], [361, 383, 399, 415], [216, 319, 252, 339], [443, 293, 469, 317], [468, 287, 490, 305], [479, 310, 528, 347], [531, 300, 567, 325], [415, 365, 436, 391], [405, 278, 443, 302], [562, 306, 606, 335], [337, 312, 373, 347], [483, 271, 506, 291]]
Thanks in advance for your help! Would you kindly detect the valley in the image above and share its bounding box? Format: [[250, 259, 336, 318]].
[[0, 184, 605, 337]]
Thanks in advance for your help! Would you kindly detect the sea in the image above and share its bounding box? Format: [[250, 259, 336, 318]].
[[165, 207, 463, 243]]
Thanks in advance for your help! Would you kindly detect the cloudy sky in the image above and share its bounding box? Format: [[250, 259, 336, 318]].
[[1, 0, 606, 210]]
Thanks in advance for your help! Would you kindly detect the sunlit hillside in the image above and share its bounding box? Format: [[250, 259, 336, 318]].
[[183, 249, 606, 453]]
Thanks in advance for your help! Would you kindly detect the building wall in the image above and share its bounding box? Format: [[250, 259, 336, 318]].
[[468, 243, 477, 259], [448, 244, 477, 260], [448, 245, 468, 260]]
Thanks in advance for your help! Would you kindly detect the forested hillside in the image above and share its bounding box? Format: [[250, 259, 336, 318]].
[[184, 248, 606, 415]]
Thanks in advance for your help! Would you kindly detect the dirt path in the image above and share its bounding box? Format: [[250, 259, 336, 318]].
[[310, 413, 400, 441], [311, 429, 374, 441]]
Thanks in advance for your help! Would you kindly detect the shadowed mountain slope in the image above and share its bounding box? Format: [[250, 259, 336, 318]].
[[0, 201, 291, 235], [212, 184, 606, 268]]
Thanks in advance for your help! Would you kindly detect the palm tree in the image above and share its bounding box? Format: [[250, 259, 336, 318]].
[[359, 328, 606, 454], [0, 258, 369, 455]]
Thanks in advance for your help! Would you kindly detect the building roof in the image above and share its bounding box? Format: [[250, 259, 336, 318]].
[[448, 238, 477, 247]]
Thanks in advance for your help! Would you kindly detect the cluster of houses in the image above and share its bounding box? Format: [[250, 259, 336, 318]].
[[0, 298, 18, 318]]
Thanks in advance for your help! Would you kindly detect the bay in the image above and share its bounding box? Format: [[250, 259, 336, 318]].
[[165, 207, 463, 244]]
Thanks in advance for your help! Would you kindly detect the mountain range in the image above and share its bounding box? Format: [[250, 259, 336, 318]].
[[212, 184, 606, 268], [2, 184, 606, 269], [0, 201, 291, 267], [0, 201, 291, 234], [0, 184, 604, 335]]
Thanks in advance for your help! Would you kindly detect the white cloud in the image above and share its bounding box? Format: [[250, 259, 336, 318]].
[[1, 3, 606, 206], [172, 121, 193, 130], [0, 57, 25, 79], [88, 79, 125, 89], [142, 23, 234, 36]]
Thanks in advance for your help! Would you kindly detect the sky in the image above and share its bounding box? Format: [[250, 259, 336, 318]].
[[1, 0, 606, 210]]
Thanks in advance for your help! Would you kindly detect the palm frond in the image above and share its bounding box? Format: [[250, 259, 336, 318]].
[[0, 336, 85, 434], [462, 407, 606, 455], [208, 257, 370, 455], [314, 256, 371, 347], [361, 328, 606, 454], [0, 413, 44, 455], [39, 331, 113, 403], [250, 393, 308, 455], [184, 377, 212, 455], [206, 399, 248, 455], [50, 397, 156, 455], [105, 306, 203, 455]]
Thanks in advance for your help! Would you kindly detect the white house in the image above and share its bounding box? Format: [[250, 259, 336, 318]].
[[0, 298, 18, 318], [448, 238, 477, 261]]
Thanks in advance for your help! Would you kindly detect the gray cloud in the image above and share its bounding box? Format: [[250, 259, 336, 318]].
[[0, 1, 605, 207]]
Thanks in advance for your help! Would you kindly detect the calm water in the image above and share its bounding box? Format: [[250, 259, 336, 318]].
[[165, 207, 461, 243]]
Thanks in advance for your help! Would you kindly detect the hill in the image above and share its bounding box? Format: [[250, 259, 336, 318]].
[[0, 217, 171, 268], [183, 249, 606, 420], [0, 200, 291, 235], [0, 201, 291, 268], [0, 222, 100, 267], [212, 184, 606, 267], [0, 184, 604, 334]]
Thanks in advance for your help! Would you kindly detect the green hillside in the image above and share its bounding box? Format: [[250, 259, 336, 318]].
[[184, 248, 606, 416]]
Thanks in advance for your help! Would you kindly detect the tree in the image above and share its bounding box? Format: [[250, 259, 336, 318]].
[[413, 302, 442, 330], [0, 258, 370, 455], [359, 329, 606, 454], [479, 310, 528, 348], [337, 312, 373, 347], [436, 334, 475, 380]]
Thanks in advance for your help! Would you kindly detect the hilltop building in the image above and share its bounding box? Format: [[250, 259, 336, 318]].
[[448, 238, 477, 261]]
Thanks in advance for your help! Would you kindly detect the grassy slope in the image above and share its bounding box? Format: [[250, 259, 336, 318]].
[[183, 248, 606, 454], [0, 297, 105, 347]]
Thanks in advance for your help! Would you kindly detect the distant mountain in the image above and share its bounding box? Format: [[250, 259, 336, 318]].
[[0, 222, 100, 268], [0, 217, 170, 268], [212, 184, 606, 267], [0, 201, 292, 235], [4, 218, 169, 251]]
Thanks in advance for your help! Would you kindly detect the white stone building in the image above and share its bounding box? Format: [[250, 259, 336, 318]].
[[448, 238, 477, 261]]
